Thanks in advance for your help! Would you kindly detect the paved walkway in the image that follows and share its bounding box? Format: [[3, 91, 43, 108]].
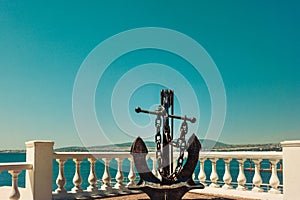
[[97, 192, 253, 200], [0, 186, 282, 200]]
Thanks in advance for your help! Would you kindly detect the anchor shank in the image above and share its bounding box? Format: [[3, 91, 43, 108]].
[[160, 89, 174, 177]]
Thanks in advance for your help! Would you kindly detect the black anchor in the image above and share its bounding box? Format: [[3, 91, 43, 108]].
[[129, 90, 204, 200]]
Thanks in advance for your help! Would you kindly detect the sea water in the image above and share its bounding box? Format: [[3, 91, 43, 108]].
[[0, 153, 283, 191]]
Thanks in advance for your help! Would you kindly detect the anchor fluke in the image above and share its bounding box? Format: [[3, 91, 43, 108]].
[[175, 134, 201, 183], [130, 137, 161, 184]]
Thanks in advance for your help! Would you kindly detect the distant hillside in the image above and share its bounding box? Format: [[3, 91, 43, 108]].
[[55, 139, 235, 152], [87, 141, 156, 152], [55, 146, 89, 152], [0, 139, 281, 153], [199, 139, 229, 149]]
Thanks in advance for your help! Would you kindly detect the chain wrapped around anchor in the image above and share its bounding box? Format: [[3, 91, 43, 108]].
[[135, 105, 197, 180], [168, 117, 188, 181]]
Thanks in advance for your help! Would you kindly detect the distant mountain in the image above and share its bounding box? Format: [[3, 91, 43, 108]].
[[55, 139, 233, 152], [0, 139, 281, 153], [55, 146, 89, 152], [199, 139, 230, 149]]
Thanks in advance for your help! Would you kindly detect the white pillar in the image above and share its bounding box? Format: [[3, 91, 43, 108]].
[[127, 157, 136, 187], [209, 158, 219, 188], [26, 140, 54, 200], [198, 158, 207, 186], [114, 158, 125, 190], [152, 157, 158, 177], [236, 158, 247, 191], [281, 140, 300, 200], [87, 158, 98, 191], [101, 158, 112, 190], [252, 159, 263, 192], [222, 158, 232, 189], [268, 159, 280, 194], [9, 170, 21, 200], [55, 159, 67, 193], [71, 159, 83, 193]]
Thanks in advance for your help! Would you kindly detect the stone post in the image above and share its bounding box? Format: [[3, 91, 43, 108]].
[[26, 140, 54, 200], [281, 140, 300, 200]]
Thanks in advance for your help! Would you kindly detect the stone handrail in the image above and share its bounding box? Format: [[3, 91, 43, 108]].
[[198, 151, 283, 194], [52, 151, 283, 196], [53, 152, 134, 193], [3, 140, 299, 200], [0, 162, 33, 171], [0, 162, 33, 200]]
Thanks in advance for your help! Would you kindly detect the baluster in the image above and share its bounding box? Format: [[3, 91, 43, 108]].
[[127, 157, 136, 187], [252, 159, 263, 192], [114, 158, 125, 190], [198, 158, 207, 186], [71, 158, 83, 193], [87, 158, 98, 191], [269, 159, 281, 194], [55, 159, 67, 193], [8, 170, 21, 200], [152, 157, 158, 177], [101, 158, 112, 190], [222, 158, 232, 189], [209, 158, 219, 188], [236, 158, 247, 191]]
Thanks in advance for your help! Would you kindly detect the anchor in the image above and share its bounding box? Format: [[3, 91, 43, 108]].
[[129, 90, 204, 200]]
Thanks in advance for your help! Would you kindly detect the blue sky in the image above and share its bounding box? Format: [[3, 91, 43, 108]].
[[0, 1, 299, 149]]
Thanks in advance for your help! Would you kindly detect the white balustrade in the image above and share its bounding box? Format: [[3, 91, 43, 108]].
[[71, 159, 83, 193], [209, 158, 220, 188], [53, 152, 132, 192], [50, 150, 283, 198], [198, 152, 283, 194], [222, 158, 232, 189], [0, 162, 32, 200], [198, 158, 207, 186], [252, 159, 263, 192], [152, 157, 158, 177], [0, 141, 287, 200], [268, 159, 280, 194], [101, 158, 112, 191], [8, 170, 21, 200], [87, 158, 98, 191], [114, 158, 125, 190], [55, 159, 67, 193], [236, 158, 247, 191], [127, 157, 136, 187]]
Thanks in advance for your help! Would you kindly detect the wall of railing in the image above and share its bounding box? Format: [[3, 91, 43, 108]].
[[197, 152, 283, 194], [0, 163, 32, 200], [0, 140, 299, 200], [52, 152, 135, 193], [51, 152, 283, 194]]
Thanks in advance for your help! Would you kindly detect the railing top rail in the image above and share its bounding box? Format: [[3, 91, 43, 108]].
[[53, 152, 132, 160], [199, 151, 283, 160], [53, 151, 282, 160], [54, 151, 131, 155], [0, 162, 33, 171]]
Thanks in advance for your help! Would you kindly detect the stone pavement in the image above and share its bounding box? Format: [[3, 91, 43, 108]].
[[98, 192, 254, 200]]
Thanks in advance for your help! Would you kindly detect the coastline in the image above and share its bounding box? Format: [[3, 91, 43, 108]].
[[0, 141, 281, 153]]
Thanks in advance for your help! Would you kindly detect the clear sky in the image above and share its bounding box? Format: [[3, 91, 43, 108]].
[[0, 0, 299, 149]]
